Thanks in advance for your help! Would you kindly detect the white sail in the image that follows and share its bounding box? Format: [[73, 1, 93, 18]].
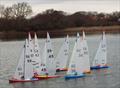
[[24, 39, 34, 80], [40, 32, 56, 76], [40, 43, 47, 75], [46, 32, 56, 75], [67, 41, 76, 75], [82, 31, 90, 72], [28, 33, 34, 63], [56, 35, 69, 70], [28, 33, 34, 72], [67, 33, 84, 75], [13, 42, 25, 80], [75, 33, 85, 74], [28, 32, 32, 43], [92, 32, 107, 67], [33, 33, 41, 74]]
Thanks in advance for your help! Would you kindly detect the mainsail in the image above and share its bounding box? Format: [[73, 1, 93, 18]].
[[92, 32, 107, 67], [24, 39, 34, 80], [56, 35, 69, 70], [82, 31, 90, 72], [33, 33, 41, 74]]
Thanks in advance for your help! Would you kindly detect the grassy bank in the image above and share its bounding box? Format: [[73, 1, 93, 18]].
[[0, 26, 120, 41]]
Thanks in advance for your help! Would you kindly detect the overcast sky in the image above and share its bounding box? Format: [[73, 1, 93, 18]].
[[0, 0, 119, 15]]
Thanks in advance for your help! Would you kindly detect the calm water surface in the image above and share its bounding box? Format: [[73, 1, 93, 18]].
[[0, 34, 120, 88]]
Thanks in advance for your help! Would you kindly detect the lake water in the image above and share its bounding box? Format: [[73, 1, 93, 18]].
[[0, 34, 120, 88]]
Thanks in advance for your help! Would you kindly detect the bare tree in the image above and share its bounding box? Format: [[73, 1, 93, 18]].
[[2, 7, 13, 19], [0, 5, 5, 18], [11, 2, 32, 18]]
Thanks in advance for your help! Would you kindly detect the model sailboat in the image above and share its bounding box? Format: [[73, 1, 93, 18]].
[[35, 32, 61, 79], [56, 35, 69, 72], [64, 33, 85, 80], [9, 39, 39, 83], [82, 31, 91, 73], [32, 33, 41, 75], [91, 32, 109, 70]]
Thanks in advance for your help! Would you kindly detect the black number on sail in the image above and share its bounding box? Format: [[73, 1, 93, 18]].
[[35, 54, 39, 57], [31, 54, 34, 57], [102, 44, 105, 48], [18, 67, 22, 71], [34, 49, 38, 52], [27, 59, 32, 63], [18, 72, 23, 76], [79, 54, 83, 57], [65, 53, 68, 55], [47, 40, 50, 42], [49, 55, 54, 58], [26, 55, 30, 58], [47, 49, 52, 53], [84, 51, 88, 55], [83, 47, 87, 50], [64, 49, 67, 52]]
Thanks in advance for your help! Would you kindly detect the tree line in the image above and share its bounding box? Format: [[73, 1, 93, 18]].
[[0, 2, 120, 32]]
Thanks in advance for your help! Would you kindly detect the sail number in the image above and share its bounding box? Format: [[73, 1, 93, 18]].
[[47, 49, 52, 53]]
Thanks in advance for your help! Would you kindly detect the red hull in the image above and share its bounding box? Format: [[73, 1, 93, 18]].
[[9, 79, 39, 83], [35, 75, 62, 80]]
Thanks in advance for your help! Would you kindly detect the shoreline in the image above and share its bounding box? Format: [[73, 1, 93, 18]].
[[0, 26, 120, 41]]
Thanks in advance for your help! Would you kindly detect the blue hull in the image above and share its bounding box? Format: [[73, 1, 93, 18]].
[[90, 66, 110, 70], [64, 74, 85, 80]]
